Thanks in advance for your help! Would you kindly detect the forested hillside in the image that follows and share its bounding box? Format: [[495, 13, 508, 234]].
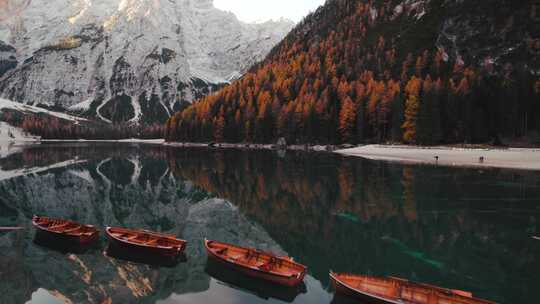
[[165, 0, 540, 145]]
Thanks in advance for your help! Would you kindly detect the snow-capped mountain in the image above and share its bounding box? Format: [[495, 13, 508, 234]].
[[0, 0, 294, 124]]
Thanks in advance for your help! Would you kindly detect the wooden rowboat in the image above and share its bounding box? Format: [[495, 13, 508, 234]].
[[106, 227, 186, 258], [205, 257, 307, 303], [204, 239, 307, 287], [329, 272, 497, 304], [32, 216, 99, 245]]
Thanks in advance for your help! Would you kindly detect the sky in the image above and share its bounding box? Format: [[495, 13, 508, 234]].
[[213, 0, 326, 23]]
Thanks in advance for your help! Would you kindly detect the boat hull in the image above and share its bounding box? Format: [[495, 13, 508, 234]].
[[35, 227, 98, 245], [205, 240, 305, 287], [105, 242, 183, 267], [32, 216, 99, 246], [205, 258, 306, 303], [106, 236, 180, 258], [330, 274, 396, 304], [105, 228, 185, 258]]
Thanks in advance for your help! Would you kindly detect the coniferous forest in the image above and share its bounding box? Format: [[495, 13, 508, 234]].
[[0, 110, 164, 140], [165, 0, 540, 145]]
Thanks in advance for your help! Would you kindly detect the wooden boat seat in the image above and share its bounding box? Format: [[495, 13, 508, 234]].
[[144, 239, 159, 245], [216, 247, 228, 255], [258, 261, 275, 271], [64, 226, 82, 233], [258, 257, 281, 271], [50, 222, 70, 229], [245, 249, 263, 262], [50, 225, 74, 232]]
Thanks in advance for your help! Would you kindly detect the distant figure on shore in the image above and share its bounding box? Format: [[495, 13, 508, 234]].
[[434, 156, 439, 163], [479, 156, 485, 163]]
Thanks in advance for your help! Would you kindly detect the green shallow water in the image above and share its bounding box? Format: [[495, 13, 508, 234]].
[[0, 143, 538, 304]]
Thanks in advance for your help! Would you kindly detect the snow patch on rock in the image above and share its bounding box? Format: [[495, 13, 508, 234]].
[[0, 0, 294, 124], [393, 0, 430, 20], [0, 97, 87, 123]]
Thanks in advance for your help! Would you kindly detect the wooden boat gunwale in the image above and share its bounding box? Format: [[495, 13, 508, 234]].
[[105, 226, 186, 251], [204, 238, 307, 280]]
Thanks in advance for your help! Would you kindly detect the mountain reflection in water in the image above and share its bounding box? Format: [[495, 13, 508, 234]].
[[0, 143, 538, 304]]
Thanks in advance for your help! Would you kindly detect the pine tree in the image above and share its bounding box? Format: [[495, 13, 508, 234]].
[[214, 109, 226, 142], [402, 95, 419, 143], [391, 92, 404, 142], [402, 77, 422, 143], [339, 96, 356, 143], [416, 76, 433, 144]]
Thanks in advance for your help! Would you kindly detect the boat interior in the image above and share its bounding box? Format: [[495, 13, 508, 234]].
[[35, 217, 95, 236], [108, 227, 184, 248], [208, 241, 303, 276]]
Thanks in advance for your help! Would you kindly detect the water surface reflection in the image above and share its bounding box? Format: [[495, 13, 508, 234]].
[[0, 143, 538, 304]]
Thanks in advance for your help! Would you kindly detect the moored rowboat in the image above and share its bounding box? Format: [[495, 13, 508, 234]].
[[204, 239, 307, 287], [106, 227, 186, 258], [32, 216, 99, 245], [329, 272, 497, 304]]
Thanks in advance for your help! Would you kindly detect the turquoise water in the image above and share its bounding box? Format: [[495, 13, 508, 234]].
[[0, 143, 538, 304]]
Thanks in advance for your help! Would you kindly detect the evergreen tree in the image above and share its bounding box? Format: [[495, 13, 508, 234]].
[[339, 96, 356, 143], [402, 95, 419, 144]]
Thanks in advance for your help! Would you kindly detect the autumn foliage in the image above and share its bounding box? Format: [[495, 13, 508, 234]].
[[165, 0, 540, 145]]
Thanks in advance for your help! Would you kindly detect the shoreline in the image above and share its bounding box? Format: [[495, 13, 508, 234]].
[[336, 145, 540, 171], [3, 139, 540, 171], [162, 141, 337, 152]]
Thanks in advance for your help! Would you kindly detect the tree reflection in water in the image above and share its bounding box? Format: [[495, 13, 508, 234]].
[[0, 144, 538, 304], [168, 148, 540, 304]]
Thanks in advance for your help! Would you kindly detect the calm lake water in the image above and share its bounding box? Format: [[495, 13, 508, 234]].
[[0, 143, 539, 304]]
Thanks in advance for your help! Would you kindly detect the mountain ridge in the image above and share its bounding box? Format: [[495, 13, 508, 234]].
[[0, 0, 294, 124]]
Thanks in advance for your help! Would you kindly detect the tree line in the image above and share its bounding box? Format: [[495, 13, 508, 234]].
[[0, 110, 164, 140]]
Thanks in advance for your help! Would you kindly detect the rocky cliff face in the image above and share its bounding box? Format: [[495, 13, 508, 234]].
[[0, 41, 17, 78], [0, 0, 293, 124]]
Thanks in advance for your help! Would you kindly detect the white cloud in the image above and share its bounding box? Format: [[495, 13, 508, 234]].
[[213, 0, 325, 23]]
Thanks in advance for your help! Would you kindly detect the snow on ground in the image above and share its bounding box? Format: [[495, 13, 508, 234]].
[[95, 99, 112, 123], [0, 120, 38, 157], [337, 145, 540, 171], [0, 121, 40, 143], [128, 94, 143, 123], [0, 98, 88, 123], [67, 98, 94, 111], [68, 169, 94, 184]]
